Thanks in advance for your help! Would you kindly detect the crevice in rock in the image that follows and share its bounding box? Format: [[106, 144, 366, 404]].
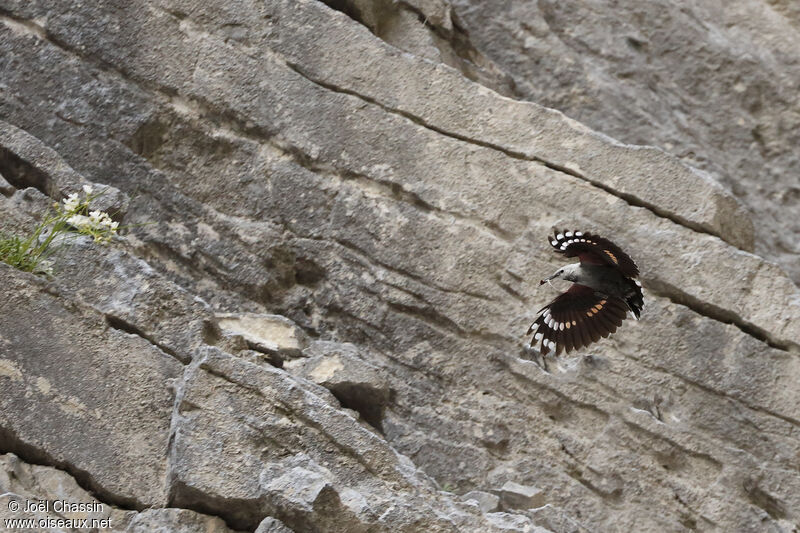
[[621, 346, 800, 431], [3, 7, 791, 358], [240, 343, 286, 369], [0, 425, 144, 512], [0, 146, 58, 199], [672, 490, 720, 531], [1, 446, 254, 533], [316, 0, 517, 98], [644, 278, 799, 354], [126, 116, 171, 165], [282, 60, 742, 250], [105, 314, 190, 364], [169, 479, 264, 532], [325, 234, 497, 301], [0, 5, 748, 257], [563, 465, 623, 504], [275, 138, 514, 244], [405, 3, 518, 94], [327, 383, 388, 433], [202, 319, 223, 346], [496, 280, 528, 304], [197, 358, 391, 483], [317, 0, 368, 26], [743, 477, 787, 521], [323, 303, 451, 382], [618, 417, 724, 471]]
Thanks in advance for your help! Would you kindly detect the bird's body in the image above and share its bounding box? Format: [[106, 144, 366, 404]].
[[528, 230, 643, 356]]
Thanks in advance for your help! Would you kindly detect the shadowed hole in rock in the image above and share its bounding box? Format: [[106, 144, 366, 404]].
[[241, 343, 285, 369], [294, 257, 326, 286], [201, 319, 223, 345], [678, 513, 698, 531], [0, 146, 57, 198], [318, 0, 368, 27], [327, 383, 388, 433], [125, 115, 171, 163]]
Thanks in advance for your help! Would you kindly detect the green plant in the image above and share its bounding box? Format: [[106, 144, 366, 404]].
[[0, 185, 119, 276]]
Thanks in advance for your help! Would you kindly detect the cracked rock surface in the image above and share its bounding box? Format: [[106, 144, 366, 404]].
[[446, 0, 800, 285], [0, 0, 799, 532]]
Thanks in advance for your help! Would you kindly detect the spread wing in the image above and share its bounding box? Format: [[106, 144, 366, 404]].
[[527, 284, 630, 356], [549, 230, 639, 278]]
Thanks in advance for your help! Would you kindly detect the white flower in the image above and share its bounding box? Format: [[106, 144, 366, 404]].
[[82, 184, 94, 195], [66, 214, 91, 230], [62, 193, 81, 213]]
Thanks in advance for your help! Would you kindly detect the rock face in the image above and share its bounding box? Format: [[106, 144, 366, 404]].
[[0, 452, 246, 532], [446, 0, 800, 285], [0, 1, 798, 532]]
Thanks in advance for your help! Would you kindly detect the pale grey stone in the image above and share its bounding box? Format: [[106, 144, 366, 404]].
[[255, 517, 295, 533], [285, 341, 392, 430], [461, 490, 500, 513], [0, 453, 244, 533], [0, 265, 181, 508], [0, 119, 128, 215], [215, 313, 309, 358], [449, 0, 800, 284], [494, 481, 546, 510]]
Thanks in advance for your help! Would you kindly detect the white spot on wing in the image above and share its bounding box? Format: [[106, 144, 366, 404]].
[[534, 332, 543, 341], [565, 231, 573, 237], [575, 231, 583, 237], [557, 233, 564, 240]]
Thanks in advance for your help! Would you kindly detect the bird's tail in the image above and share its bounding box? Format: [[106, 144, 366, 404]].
[[625, 279, 644, 320]]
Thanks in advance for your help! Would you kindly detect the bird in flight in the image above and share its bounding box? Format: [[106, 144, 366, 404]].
[[527, 230, 643, 357]]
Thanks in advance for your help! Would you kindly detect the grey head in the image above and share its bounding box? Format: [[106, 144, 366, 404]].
[[540, 263, 581, 285]]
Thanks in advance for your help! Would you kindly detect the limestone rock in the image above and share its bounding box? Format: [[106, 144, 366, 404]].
[[0, 453, 243, 533], [255, 517, 295, 533], [0, 1, 798, 532], [0, 265, 181, 508], [0, 172, 14, 196], [168, 348, 538, 532], [461, 490, 500, 513], [0, 119, 128, 216], [285, 341, 392, 430], [255, 0, 753, 251], [493, 481, 546, 510], [215, 313, 309, 359], [50, 242, 216, 363], [123, 509, 240, 533], [447, 0, 800, 283]]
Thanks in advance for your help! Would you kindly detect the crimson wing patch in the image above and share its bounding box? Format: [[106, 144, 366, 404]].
[[549, 230, 639, 278], [527, 284, 630, 356]]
